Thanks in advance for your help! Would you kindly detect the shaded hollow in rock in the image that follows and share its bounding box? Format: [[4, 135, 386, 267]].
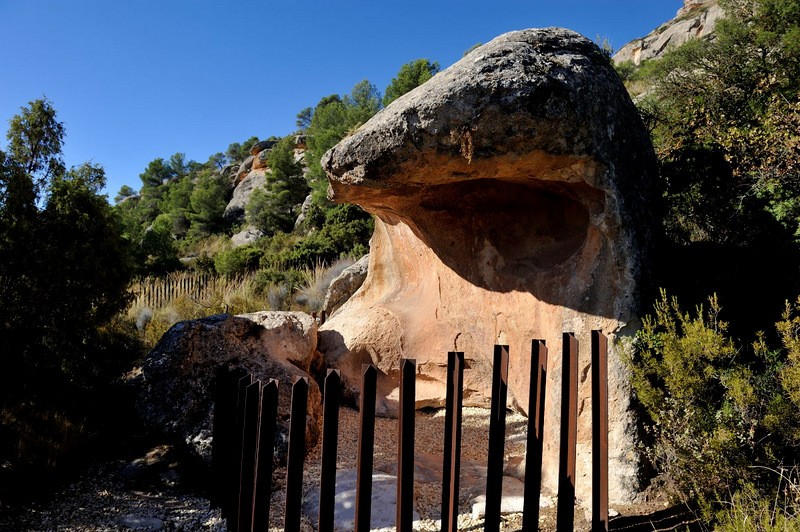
[[318, 28, 658, 504]]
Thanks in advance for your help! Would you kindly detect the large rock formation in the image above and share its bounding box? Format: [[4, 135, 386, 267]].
[[223, 168, 266, 224], [137, 312, 323, 466], [318, 28, 657, 503], [224, 138, 307, 227], [613, 0, 722, 65]]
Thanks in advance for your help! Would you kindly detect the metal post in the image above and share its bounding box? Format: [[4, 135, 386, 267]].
[[318, 370, 341, 532], [211, 368, 228, 511], [355, 364, 377, 532], [253, 379, 279, 532], [284, 377, 309, 532], [485, 345, 510, 532], [441, 352, 465, 532], [231, 373, 253, 532], [238, 380, 262, 532], [557, 333, 578, 532], [592, 331, 609, 532], [397, 359, 416, 532], [212, 367, 243, 514], [522, 340, 547, 531]]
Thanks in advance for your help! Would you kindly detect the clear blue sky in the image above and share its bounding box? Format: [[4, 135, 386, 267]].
[[1, 0, 680, 200]]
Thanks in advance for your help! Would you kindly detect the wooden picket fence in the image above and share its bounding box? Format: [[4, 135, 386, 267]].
[[130, 272, 253, 309], [211, 331, 610, 532]]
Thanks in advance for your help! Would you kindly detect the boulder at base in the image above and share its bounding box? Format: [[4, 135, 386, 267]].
[[323, 254, 369, 317], [137, 312, 323, 465], [318, 28, 657, 503]]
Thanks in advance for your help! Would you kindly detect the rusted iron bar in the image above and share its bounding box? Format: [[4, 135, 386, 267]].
[[484, 345, 510, 532], [211, 368, 227, 511], [441, 351, 465, 532], [237, 380, 262, 532], [253, 379, 279, 532], [212, 367, 243, 514], [557, 333, 579, 532], [592, 330, 609, 532], [284, 377, 309, 532], [522, 340, 548, 531], [397, 359, 416, 532], [355, 364, 378, 532], [318, 369, 342, 532], [231, 373, 253, 532]]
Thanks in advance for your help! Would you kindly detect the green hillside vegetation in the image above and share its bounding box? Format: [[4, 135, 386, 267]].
[[0, 59, 435, 501], [3, 3, 800, 523], [617, 0, 800, 525]]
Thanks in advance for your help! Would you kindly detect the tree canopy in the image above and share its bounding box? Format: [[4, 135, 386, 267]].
[[383, 58, 440, 106], [0, 99, 135, 403]]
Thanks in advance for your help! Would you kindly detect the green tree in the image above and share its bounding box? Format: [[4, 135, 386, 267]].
[[247, 135, 309, 235], [138, 157, 174, 188], [226, 136, 259, 164], [641, 0, 800, 242], [296, 107, 313, 130], [5, 98, 65, 189], [383, 59, 440, 106], [305, 80, 382, 181], [0, 100, 135, 403], [626, 290, 800, 519], [187, 168, 228, 238], [114, 184, 136, 204], [168, 152, 190, 179]]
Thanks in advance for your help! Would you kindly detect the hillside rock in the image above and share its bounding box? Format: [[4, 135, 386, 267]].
[[323, 254, 369, 316], [223, 169, 266, 224], [613, 0, 721, 65], [234, 155, 255, 184], [293, 194, 314, 229], [252, 148, 270, 170], [230, 226, 264, 247], [137, 312, 323, 466], [250, 139, 277, 156], [318, 28, 657, 503]]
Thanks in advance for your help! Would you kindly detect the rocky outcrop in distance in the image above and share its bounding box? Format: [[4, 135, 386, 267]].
[[613, 0, 721, 65], [223, 136, 307, 226], [318, 27, 658, 504]]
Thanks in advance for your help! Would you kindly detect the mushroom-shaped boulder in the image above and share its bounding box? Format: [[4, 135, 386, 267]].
[[319, 28, 657, 503]]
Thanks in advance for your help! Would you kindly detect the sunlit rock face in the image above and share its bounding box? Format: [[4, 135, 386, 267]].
[[318, 28, 657, 503]]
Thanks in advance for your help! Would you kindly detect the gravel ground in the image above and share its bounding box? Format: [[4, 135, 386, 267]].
[[0, 405, 673, 531], [0, 459, 224, 531]]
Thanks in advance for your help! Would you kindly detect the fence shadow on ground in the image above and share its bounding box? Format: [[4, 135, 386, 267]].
[[610, 503, 702, 531]]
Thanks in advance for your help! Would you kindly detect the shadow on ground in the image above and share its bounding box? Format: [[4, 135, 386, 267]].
[[610, 503, 702, 531]]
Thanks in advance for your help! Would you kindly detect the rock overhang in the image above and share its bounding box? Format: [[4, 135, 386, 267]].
[[318, 27, 658, 503], [322, 28, 656, 311]]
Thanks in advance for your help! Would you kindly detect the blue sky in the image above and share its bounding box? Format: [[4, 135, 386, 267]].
[[1, 1, 680, 199]]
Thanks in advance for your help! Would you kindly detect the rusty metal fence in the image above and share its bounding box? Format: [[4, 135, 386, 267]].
[[211, 331, 610, 532]]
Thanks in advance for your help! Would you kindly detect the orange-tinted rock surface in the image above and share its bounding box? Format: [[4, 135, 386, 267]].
[[318, 28, 657, 502]]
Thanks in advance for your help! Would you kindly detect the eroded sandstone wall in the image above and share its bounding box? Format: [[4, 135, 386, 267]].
[[318, 28, 658, 503]]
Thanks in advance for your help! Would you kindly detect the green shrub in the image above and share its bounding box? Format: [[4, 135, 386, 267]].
[[625, 290, 799, 512], [214, 245, 263, 275], [715, 472, 800, 531]]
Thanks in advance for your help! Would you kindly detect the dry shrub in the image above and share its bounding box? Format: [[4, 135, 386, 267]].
[[294, 258, 354, 312]]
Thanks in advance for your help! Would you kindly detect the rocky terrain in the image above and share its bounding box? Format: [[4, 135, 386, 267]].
[[612, 0, 722, 65], [320, 27, 657, 503], [0, 406, 686, 531]]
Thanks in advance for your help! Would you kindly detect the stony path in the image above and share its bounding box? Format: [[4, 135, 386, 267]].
[[0, 459, 224, 532], [0, 405, 677, 531]]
